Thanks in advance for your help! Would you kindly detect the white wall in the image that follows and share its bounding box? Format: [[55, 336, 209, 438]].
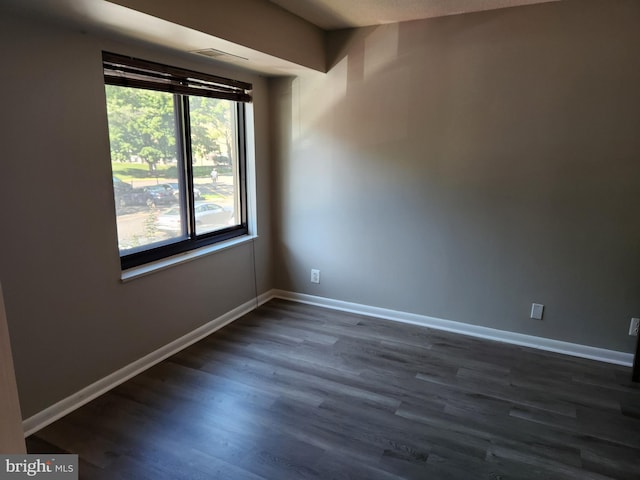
[[0, 12, 274, 418], [271, 0, 640, 353]]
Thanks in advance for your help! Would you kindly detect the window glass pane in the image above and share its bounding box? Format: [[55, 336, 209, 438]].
[[105, 85, 187, 253], [188, 97, 240, 235]]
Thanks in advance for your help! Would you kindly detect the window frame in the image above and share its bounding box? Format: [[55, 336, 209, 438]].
[[103, 52, 251, 270]]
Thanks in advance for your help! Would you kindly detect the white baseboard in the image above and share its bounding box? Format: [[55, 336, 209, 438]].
[[257, 290, 276, 306], [23, 294, 273, 437], [271, 290, 634, 367], [23, 288, 632, 436]]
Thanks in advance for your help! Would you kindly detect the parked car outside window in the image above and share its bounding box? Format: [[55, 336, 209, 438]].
[[144, 184, 175, 205], [166, 183, 202, 200], [157, 202, 233, 234]]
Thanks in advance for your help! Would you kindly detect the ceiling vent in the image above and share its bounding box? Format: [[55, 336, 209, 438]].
[[191, 48, 248, 61]]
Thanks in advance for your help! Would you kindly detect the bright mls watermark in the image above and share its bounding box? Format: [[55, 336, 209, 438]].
[[0, 455, 77, 479]]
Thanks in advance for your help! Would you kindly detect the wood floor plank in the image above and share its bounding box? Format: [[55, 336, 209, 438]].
[[27, 299, 639, 479]]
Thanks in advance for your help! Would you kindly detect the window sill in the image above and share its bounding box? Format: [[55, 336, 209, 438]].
[[120, 234, 257, 282]]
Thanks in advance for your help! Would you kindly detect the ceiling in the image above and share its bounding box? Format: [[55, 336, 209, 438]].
[[270, 0, 561, 30], [1, 0, 563, 76]]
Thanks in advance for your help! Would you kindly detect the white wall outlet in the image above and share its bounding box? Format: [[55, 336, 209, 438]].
[[629, 318, 639, 336], [530, 303, 544, 320], [310, 269, 320, 284]]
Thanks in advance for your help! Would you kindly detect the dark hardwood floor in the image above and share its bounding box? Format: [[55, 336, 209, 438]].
[[27, 299, 640, 479]]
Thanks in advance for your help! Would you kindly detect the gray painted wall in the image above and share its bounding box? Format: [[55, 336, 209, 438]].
[[110, 0, 326, 71], [0, 13, 274, 418], [0, 283, 25, 452], [2, 0, 639, 422], [271, 0, 640, 353]]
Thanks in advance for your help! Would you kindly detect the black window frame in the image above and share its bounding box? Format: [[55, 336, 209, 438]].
[[103, 52, 252, 270]]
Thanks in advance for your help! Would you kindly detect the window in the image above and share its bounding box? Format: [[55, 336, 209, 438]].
[[103, 52, 252, 269]]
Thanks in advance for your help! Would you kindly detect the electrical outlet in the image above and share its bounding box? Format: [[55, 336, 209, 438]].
[[629, 318, 639, 336], [310, 269, 320, 284], [530, 303, 544, 320]]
